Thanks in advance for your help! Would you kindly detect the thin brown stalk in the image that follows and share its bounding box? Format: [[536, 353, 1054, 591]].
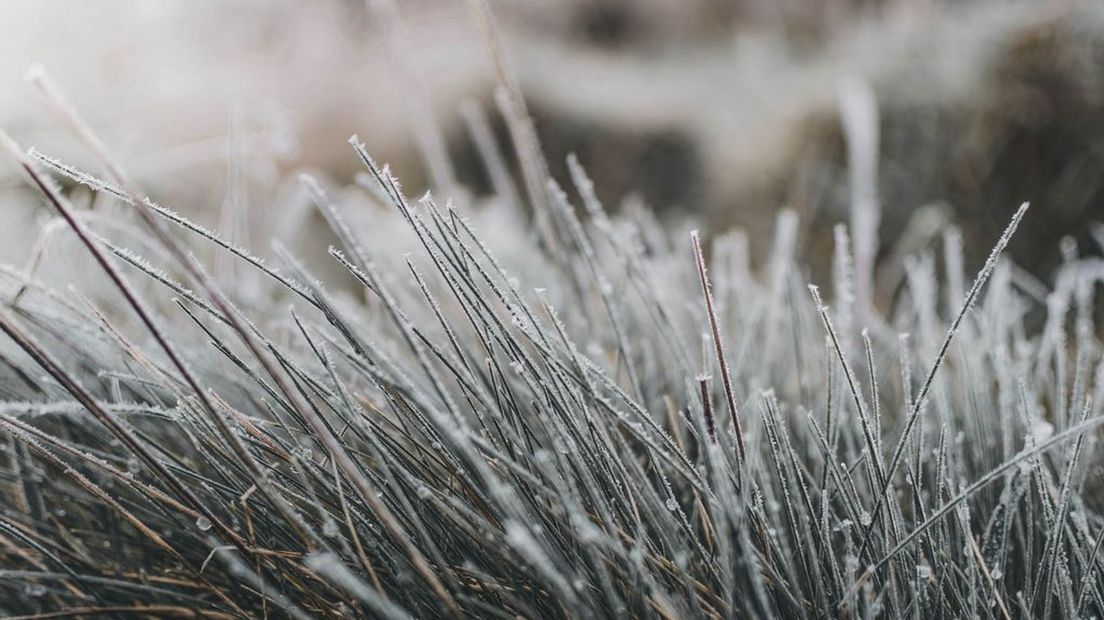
[[697, 375, 717, 444], [691, 231, 745, 461]]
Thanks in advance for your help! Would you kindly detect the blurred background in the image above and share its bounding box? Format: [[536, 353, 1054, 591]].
[[2, 0, 1104, 297]]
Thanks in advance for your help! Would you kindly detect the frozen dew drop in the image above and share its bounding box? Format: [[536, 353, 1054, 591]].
[[844, 554, 859, 576], [665, 498, 679, 512], [1032, 419, 1054, 441], [552, 438, 569, 455], [674, 552, 689, 570], [196, 516, 213, 532]]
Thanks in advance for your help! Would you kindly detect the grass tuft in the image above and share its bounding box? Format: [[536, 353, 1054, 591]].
[[1, 79, 1103, 619]]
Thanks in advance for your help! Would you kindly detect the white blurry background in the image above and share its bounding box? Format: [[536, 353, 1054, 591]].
[[2, 0, 1102, 295]]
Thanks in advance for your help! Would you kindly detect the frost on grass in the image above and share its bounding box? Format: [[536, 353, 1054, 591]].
[[0, 131, 1103, 620]]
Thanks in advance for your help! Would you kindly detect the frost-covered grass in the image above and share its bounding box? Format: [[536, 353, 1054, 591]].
[[2, 86, 1104, 619]]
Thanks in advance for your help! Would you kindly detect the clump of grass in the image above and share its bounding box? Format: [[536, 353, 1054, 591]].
[[1, 75, 1103, 620]]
